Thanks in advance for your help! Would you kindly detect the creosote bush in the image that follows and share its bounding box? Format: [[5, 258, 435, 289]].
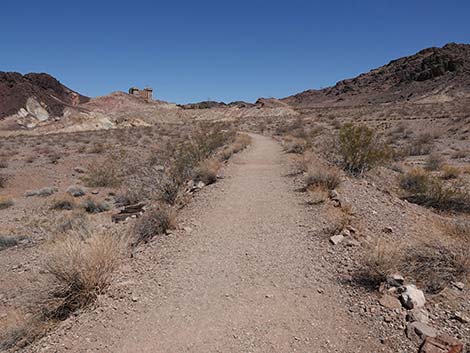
[[425, 152, 443, 171], [338, 123, 391, 174]]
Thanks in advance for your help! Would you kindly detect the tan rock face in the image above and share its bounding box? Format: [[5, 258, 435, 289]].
[[26, 97, 49, 121], [419, 335, 465, 353]]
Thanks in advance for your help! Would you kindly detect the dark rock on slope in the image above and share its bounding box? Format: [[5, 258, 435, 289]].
[[0, 72, 89, 119], [283, 43, 470, 107]]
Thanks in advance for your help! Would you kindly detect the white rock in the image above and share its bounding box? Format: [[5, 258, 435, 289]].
[[329, 234, 344, 245], [400, 284, 426, 309]]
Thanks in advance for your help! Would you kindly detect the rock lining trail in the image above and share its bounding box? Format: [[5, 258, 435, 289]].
[[30, 134, 386, 353]]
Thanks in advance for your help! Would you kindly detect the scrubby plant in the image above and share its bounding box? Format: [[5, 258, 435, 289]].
[[400, 168, 470, 212], [0, 158, 8, 168], [337, 123, 391, 174], [50, 196, 76, 211], [132, 204, 175, 245], [425, 152, 444, 171], [0, 196, 14, 210], [193, 159, 221, 185], [82, 198, 110, 214], [0, 235, 26, 250], [284, 137, 306, 154], [0, 174, 7, 188], [44, 231, 122, 319], [84, 158, 121, 188], [305, 166, 341, 191], [441, 165, 460, 180]]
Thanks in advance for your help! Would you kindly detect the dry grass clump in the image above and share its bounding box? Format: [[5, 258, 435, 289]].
[[401, 242, 469, 293], [0, 174, 8, 188], [193, 159, 221, 185], [404, 133, 434, 156], [337, 123, 391, 174], [84, 158, 121, 188], [50, 196, 76, 211], [441, 165, 460, 180], [283, 137, 306, 154], [399, 168, 470, 212], [0, 312, 49, 351], [0, 196, 14, 210], [0, 157, 8, 168], [44, 231, 123, 319], [359, 241, 400, 287], [0, 235, 26, 250], [156, 173, 180, 205], [359, 240, 469, 293], [305, 166, 341, 191], [82, 198, 110, 213], [132, 204, 176, 245], [425, 152, 444, 171]]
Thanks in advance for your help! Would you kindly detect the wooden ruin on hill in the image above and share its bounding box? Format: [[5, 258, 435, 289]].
[[129, 87, 153, 101]]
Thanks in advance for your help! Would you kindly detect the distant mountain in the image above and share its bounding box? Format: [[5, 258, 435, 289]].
[[0, 72, 89, 119], [283, 43, 470, 107]]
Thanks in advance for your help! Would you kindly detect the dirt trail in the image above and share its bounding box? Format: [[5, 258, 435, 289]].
[[30, 134, 385, 353]]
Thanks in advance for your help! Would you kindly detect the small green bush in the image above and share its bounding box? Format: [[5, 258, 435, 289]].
[[338, 123, 391, 174]]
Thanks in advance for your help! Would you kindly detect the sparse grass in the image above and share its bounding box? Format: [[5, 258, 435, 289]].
[[0, 196, 14, 210], [193, 159, 221, 185], [337, 123, 391, 174], [156, 173, 180, 205], [358, 241, 399, 288], [305, 165, 341, 190], [400, 168, 470, 212], [404, 133, 434, 156], [133, 204, 176, 245]]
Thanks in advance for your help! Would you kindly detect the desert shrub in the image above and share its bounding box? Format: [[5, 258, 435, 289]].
[[401, 242, 469, 293], [193, 159, 221, 185], [305, 166, 341, 190], [44, 231, 122, 319], [400, 169, 470, 212], [441, 165, 460, 180], [338, 123, 391, 174], [232, 134, 251, 153], [0, 197, 14, 210], [405, 133, 434, 156], [82, 198, 110, 213], [0, 174, 7, 188], [358, 241, 399, 287], [0, 235, 26, 250], [133, 204, 175, 245], [88, 142, 105, 154], [284, 137, 306, 154], [50, 196, 76, 211], [0, 158, 8, 168], [156, 173, 181, 205], [425, 153, 443, 171], [84, 159, 121, 187]]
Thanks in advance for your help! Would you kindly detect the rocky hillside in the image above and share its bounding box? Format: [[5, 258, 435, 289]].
[[0, 72, 89, 119], [284, 43, 470, 107]]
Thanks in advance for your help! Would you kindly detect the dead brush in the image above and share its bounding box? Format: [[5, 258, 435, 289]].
[[44, 231, 123, 319], [425, 152, 444, 171], [193, 159, 221, 185], [50, 196, 76, 211], [305, 165, 341, 191], [441, 165, 460, 180], [283, 137, 307, 154], [400, 242, 470, 294], [0, 196, 14, 210], [0, 174, 7, 188], [355, 241, 400, 288], [0, 157, 8, 168], [84, 158, 121, 188], [132, 204, 176, 246]]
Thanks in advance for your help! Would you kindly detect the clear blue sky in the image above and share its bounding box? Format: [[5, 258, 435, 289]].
[[1, 0, 469, 103]]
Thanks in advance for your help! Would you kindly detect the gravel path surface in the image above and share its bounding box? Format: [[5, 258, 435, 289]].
[[28, 134, 386, 353]]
